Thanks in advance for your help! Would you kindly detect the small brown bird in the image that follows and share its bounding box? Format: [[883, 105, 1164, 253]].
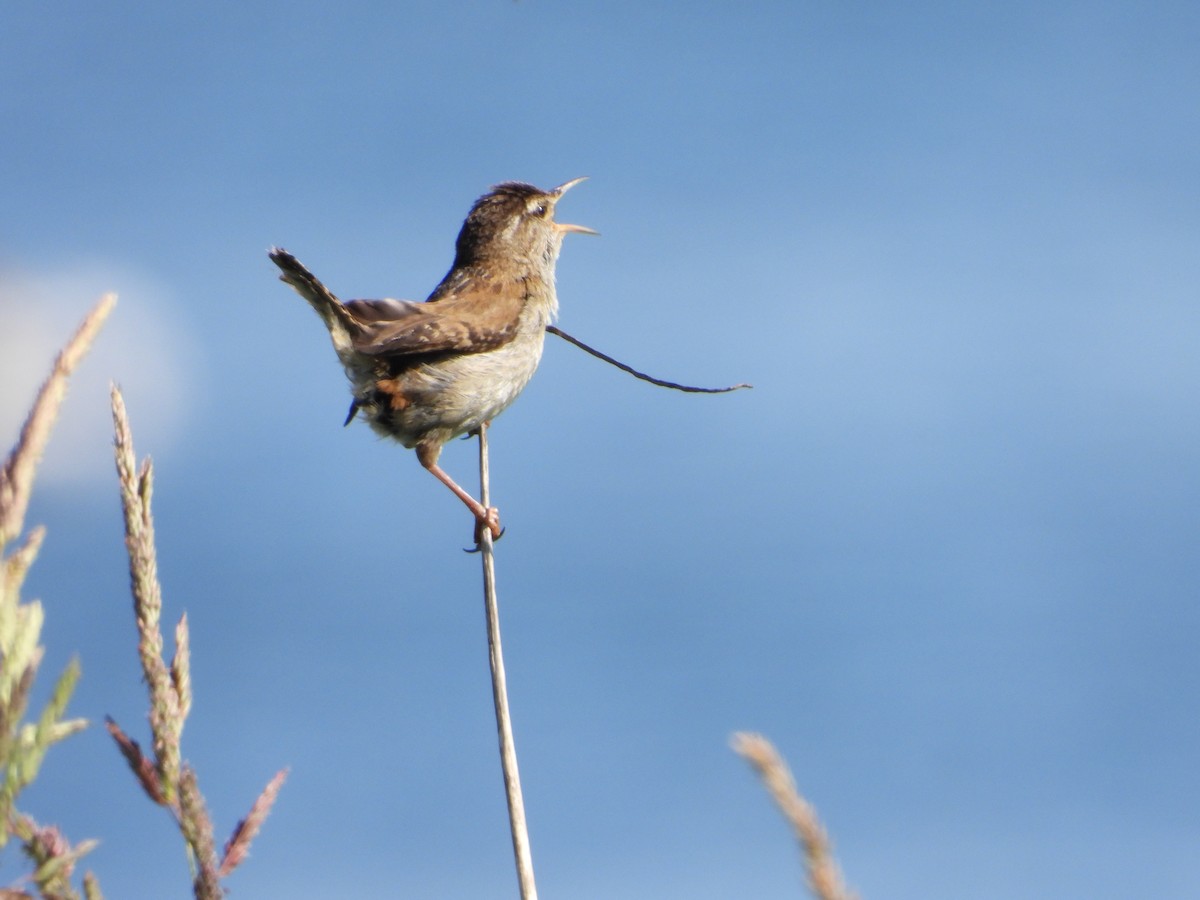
[[270, 178, 595, 543]]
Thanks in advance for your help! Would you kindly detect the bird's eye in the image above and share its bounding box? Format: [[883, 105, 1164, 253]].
[[530, 203, 547, 217]]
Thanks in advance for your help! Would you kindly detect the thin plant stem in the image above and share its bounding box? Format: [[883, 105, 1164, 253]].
[[546, 325, 752, 394], [476, 424, 538, 900], [732, 732, 856, 900]]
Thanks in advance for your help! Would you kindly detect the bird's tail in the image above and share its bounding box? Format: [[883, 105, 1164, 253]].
[[269, 248, 362, 355]]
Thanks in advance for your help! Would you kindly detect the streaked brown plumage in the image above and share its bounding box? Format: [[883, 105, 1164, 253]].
[[270, 178, 595, 542]]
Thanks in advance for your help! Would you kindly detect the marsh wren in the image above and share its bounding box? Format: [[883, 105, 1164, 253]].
[[270, 178, 595, 543]]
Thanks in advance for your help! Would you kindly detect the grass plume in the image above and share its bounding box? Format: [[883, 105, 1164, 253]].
[[0, 295, 114, 898], [732, 732, 855, 900], [107, 387, 286, 897]]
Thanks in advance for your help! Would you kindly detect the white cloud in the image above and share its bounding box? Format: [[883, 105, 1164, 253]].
[[0, 260, 199, 491]]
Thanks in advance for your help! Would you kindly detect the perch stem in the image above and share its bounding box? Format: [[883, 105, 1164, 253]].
[[477, 424, 538, 900]]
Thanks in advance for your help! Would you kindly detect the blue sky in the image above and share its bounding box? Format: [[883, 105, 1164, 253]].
[[2, 2, 1198, 897]]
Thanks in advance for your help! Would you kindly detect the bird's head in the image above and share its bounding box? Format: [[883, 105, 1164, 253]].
[[453, 177, 597, 270]]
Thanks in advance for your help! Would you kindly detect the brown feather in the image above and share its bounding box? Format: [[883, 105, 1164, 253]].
[[350, 273, 528, 358], [268, 248, 363, 335]]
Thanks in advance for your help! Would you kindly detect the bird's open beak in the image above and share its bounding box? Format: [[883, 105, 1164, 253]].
[[553, 176, 589, 196], [552, 176, 599, 235]]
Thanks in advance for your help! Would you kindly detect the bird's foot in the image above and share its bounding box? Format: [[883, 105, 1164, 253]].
[[466, 507, 504, 551]]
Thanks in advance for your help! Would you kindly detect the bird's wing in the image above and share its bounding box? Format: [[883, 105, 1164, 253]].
[[271, 249, 525, 359], [349, 279, 525, 358], [342, 297, 427, 323]]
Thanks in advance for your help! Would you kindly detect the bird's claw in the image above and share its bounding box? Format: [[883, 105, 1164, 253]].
[[464, 507, 504, 552]]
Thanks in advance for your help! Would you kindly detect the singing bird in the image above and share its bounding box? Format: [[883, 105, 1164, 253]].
[[270, 178, 595, 543]]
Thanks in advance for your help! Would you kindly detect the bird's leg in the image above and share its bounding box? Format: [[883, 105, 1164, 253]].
[[416, 441, 502, 543]]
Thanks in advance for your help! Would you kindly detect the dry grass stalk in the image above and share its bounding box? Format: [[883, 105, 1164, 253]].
[[110, 386, 183, 803], [475, 424, 537, 900], [218, 768, 288, 878], [9, 816, 99, 899], [0, 294, 116, 548], [177, 767, 220, 900], [732, 732, 856, 900], [0, 296, 113, 899], [107, 386, 286, 896]]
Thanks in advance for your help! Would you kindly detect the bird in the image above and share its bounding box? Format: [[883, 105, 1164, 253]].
[[269, 177, 596, 544]]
